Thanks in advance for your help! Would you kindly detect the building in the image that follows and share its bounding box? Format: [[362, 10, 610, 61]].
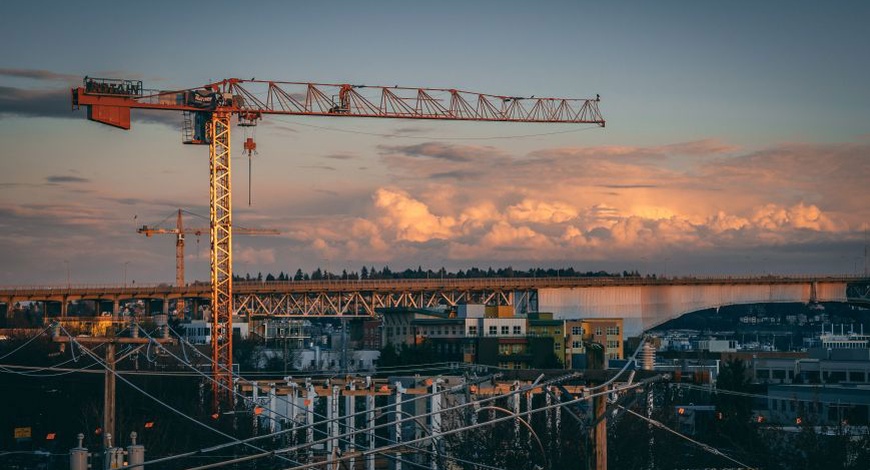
[[764, 384, 870, 426], [564, 318, 624, 369], [696, 339, 738, 353], [528, 312, 565, 367], [583, 318, 624, 360], [249, 318, 309, 348], [179, 317, 249, 345]]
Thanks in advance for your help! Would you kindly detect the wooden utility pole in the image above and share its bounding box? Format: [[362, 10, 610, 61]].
[[593, 390, 607, 470], [52, 324, 175, 448], [103, 342, 116, 442]]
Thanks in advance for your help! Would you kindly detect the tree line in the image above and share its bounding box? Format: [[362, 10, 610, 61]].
[[233, 266, 644, 282]]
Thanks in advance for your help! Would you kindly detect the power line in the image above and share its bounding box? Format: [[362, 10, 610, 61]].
[[274, 380, 648, 470], [59, 326, 302, 469], [0, 325, 53, 361], [147, 326, 508, 470], [617, 404, 755, 469], [674, 382, 870, 408]]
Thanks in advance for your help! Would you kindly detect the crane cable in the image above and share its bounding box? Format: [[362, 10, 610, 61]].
[[268, 115, 604, 141]]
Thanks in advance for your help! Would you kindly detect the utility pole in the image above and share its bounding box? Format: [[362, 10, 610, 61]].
[[103, 342, 115, 441], [593, 389, 607, 470], [52, 323, 175, 449]]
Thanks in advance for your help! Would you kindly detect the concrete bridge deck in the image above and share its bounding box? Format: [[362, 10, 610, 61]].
[[1, 276, 868, 336]]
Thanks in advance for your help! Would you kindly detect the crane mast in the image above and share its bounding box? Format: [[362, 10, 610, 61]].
[[71, 76, 604, 410]]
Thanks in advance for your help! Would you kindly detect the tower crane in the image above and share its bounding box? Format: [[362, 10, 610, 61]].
[[71, 77, 604, 409], [137, 208, 279, 319]]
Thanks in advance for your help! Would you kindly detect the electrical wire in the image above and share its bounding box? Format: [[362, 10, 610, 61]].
[[147, 327, 509, 470], [617, 404, 755, 469], [0, 325, 52, 360], [179, 369, 586, 470], [674, 382, 870, 408], [58, 326, 302, 469], [272, 380, 648, 470], [0, 355, 101, 377]]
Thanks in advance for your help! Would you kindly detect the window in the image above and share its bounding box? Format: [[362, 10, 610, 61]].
[[554, 342, 561, 350], [606, 326, 620, 336], [595, 327, 603, 336], [571, 326, 582, 335], [572, 341, 582, 349], [501, 326, 509, 335], [513, 325, 522, 335], [489, 326, 498, 335], [469, 325, 478, 336], [386, 327, 393, 337]]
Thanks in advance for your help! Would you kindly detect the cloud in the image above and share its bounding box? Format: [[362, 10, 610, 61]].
[[392, 126, 430, 135], [0, 68, 79, 82], [46, 175, 90, 184], [301, 164, 337, 171], [323, 153, 356, 160], [507, 199, 578, 224], [0, 85, 180, 128], [234, 246, 276, 265], [374, 188, 456, 242], [658, 138, 739, 156], [380, 142, 507, 162], [0, 86, 72, 119], [751, 203, 840, 232], [481, 222, 552, 250]]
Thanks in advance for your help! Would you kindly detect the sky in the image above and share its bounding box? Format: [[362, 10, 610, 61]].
[[1, 0, 869, 285]]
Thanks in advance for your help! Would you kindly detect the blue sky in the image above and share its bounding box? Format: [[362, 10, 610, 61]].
[[1, 1, 869, 284]]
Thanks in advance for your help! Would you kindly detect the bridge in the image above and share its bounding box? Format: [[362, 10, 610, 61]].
[[1, 276, 868, 336]]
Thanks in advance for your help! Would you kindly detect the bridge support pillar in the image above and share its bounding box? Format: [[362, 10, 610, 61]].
[[162, 298, 170, 315], [113, 299, 120, 316], [61, 298, 68, 317]]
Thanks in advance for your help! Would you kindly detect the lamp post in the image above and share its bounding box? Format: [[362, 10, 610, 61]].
[[64, 259, 70, 288], [123, 261, 130, 288]]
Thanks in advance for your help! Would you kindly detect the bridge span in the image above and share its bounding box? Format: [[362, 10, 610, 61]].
[[1, 276, 867, 336]]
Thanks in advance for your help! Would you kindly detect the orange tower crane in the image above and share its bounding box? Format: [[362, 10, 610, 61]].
[[137, 208, 279, 319], [71, 77, 604, 409]]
